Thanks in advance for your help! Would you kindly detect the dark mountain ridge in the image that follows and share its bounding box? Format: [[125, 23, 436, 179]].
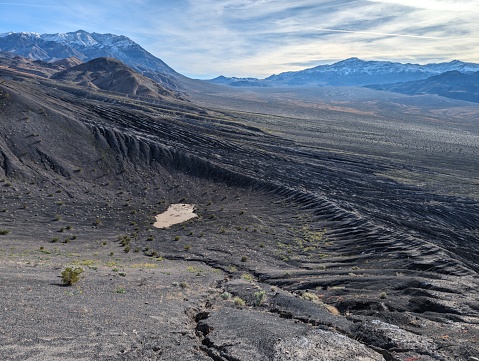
[[366, 70, 479, 103], [51, 56, 178, 99]]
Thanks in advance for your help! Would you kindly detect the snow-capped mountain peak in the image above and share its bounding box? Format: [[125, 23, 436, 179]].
[[0, 29, 181, 90], [42, 30, 99, 47], [0, 32, 15, 38]]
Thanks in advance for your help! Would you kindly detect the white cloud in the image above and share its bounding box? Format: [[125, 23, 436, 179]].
[[366, 0, 478, 11]]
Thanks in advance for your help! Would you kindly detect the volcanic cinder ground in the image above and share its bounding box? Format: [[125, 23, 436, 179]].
[[0, 64, 478, 361]]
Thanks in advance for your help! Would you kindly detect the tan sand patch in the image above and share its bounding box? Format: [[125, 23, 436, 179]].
[[154, 203, 197, 229]]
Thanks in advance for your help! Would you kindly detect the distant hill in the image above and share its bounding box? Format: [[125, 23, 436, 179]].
[[207, 75, 269, 87], [210, 58, 479, 88], [366, 71, 479, 103], [50, 57, 83, 70], [51, 57, 178, 99], [0, 30, 182, 90]]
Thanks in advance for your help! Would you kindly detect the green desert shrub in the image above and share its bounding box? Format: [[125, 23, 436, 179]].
[[221, 292, 232, 300], [241, 273, 254, 282], [302, 292, 320, 303], [61, 267, 83, 286], [233, 297, 246, 306], [254, 291, 266, 306]]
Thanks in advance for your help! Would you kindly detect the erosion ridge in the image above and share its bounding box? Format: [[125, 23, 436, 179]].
[[1, 62, 478, 360]]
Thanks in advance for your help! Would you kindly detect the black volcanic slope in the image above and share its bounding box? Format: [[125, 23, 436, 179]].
[[367, 70, 479, 103], [1, 64, 478, 360], [51, 57, 178, 99]]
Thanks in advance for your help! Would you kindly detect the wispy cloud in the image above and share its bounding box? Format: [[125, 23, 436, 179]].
[[151, 0, 478, 77], [303, 27, 445, 40], [367, 0, 478, 11], [0, 2, 63, 7]]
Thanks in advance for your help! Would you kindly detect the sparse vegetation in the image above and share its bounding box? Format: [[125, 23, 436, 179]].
[[186, 265, 203, 275], [302, 292, 320, 303], [73, 259, 95, 266], [233, 297, 246, 306], [241, 273, 254, 282], [221, 292, 232, 300], [61, 267, 83, 286], [254, 290, 266, 306]]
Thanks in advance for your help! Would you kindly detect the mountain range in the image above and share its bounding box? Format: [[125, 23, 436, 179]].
[[0, 30, 181, 90], [210, 57, 479, 87], [1, 30, 479, 102]]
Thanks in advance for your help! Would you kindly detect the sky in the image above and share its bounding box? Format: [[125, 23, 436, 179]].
[[0, 0, 478, 78]]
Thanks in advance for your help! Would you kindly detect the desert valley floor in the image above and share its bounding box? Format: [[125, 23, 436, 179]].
[[0, 64, 479, 360]]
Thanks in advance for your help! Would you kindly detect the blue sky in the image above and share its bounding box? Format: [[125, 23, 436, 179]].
[[0, 0, 478, 78]]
